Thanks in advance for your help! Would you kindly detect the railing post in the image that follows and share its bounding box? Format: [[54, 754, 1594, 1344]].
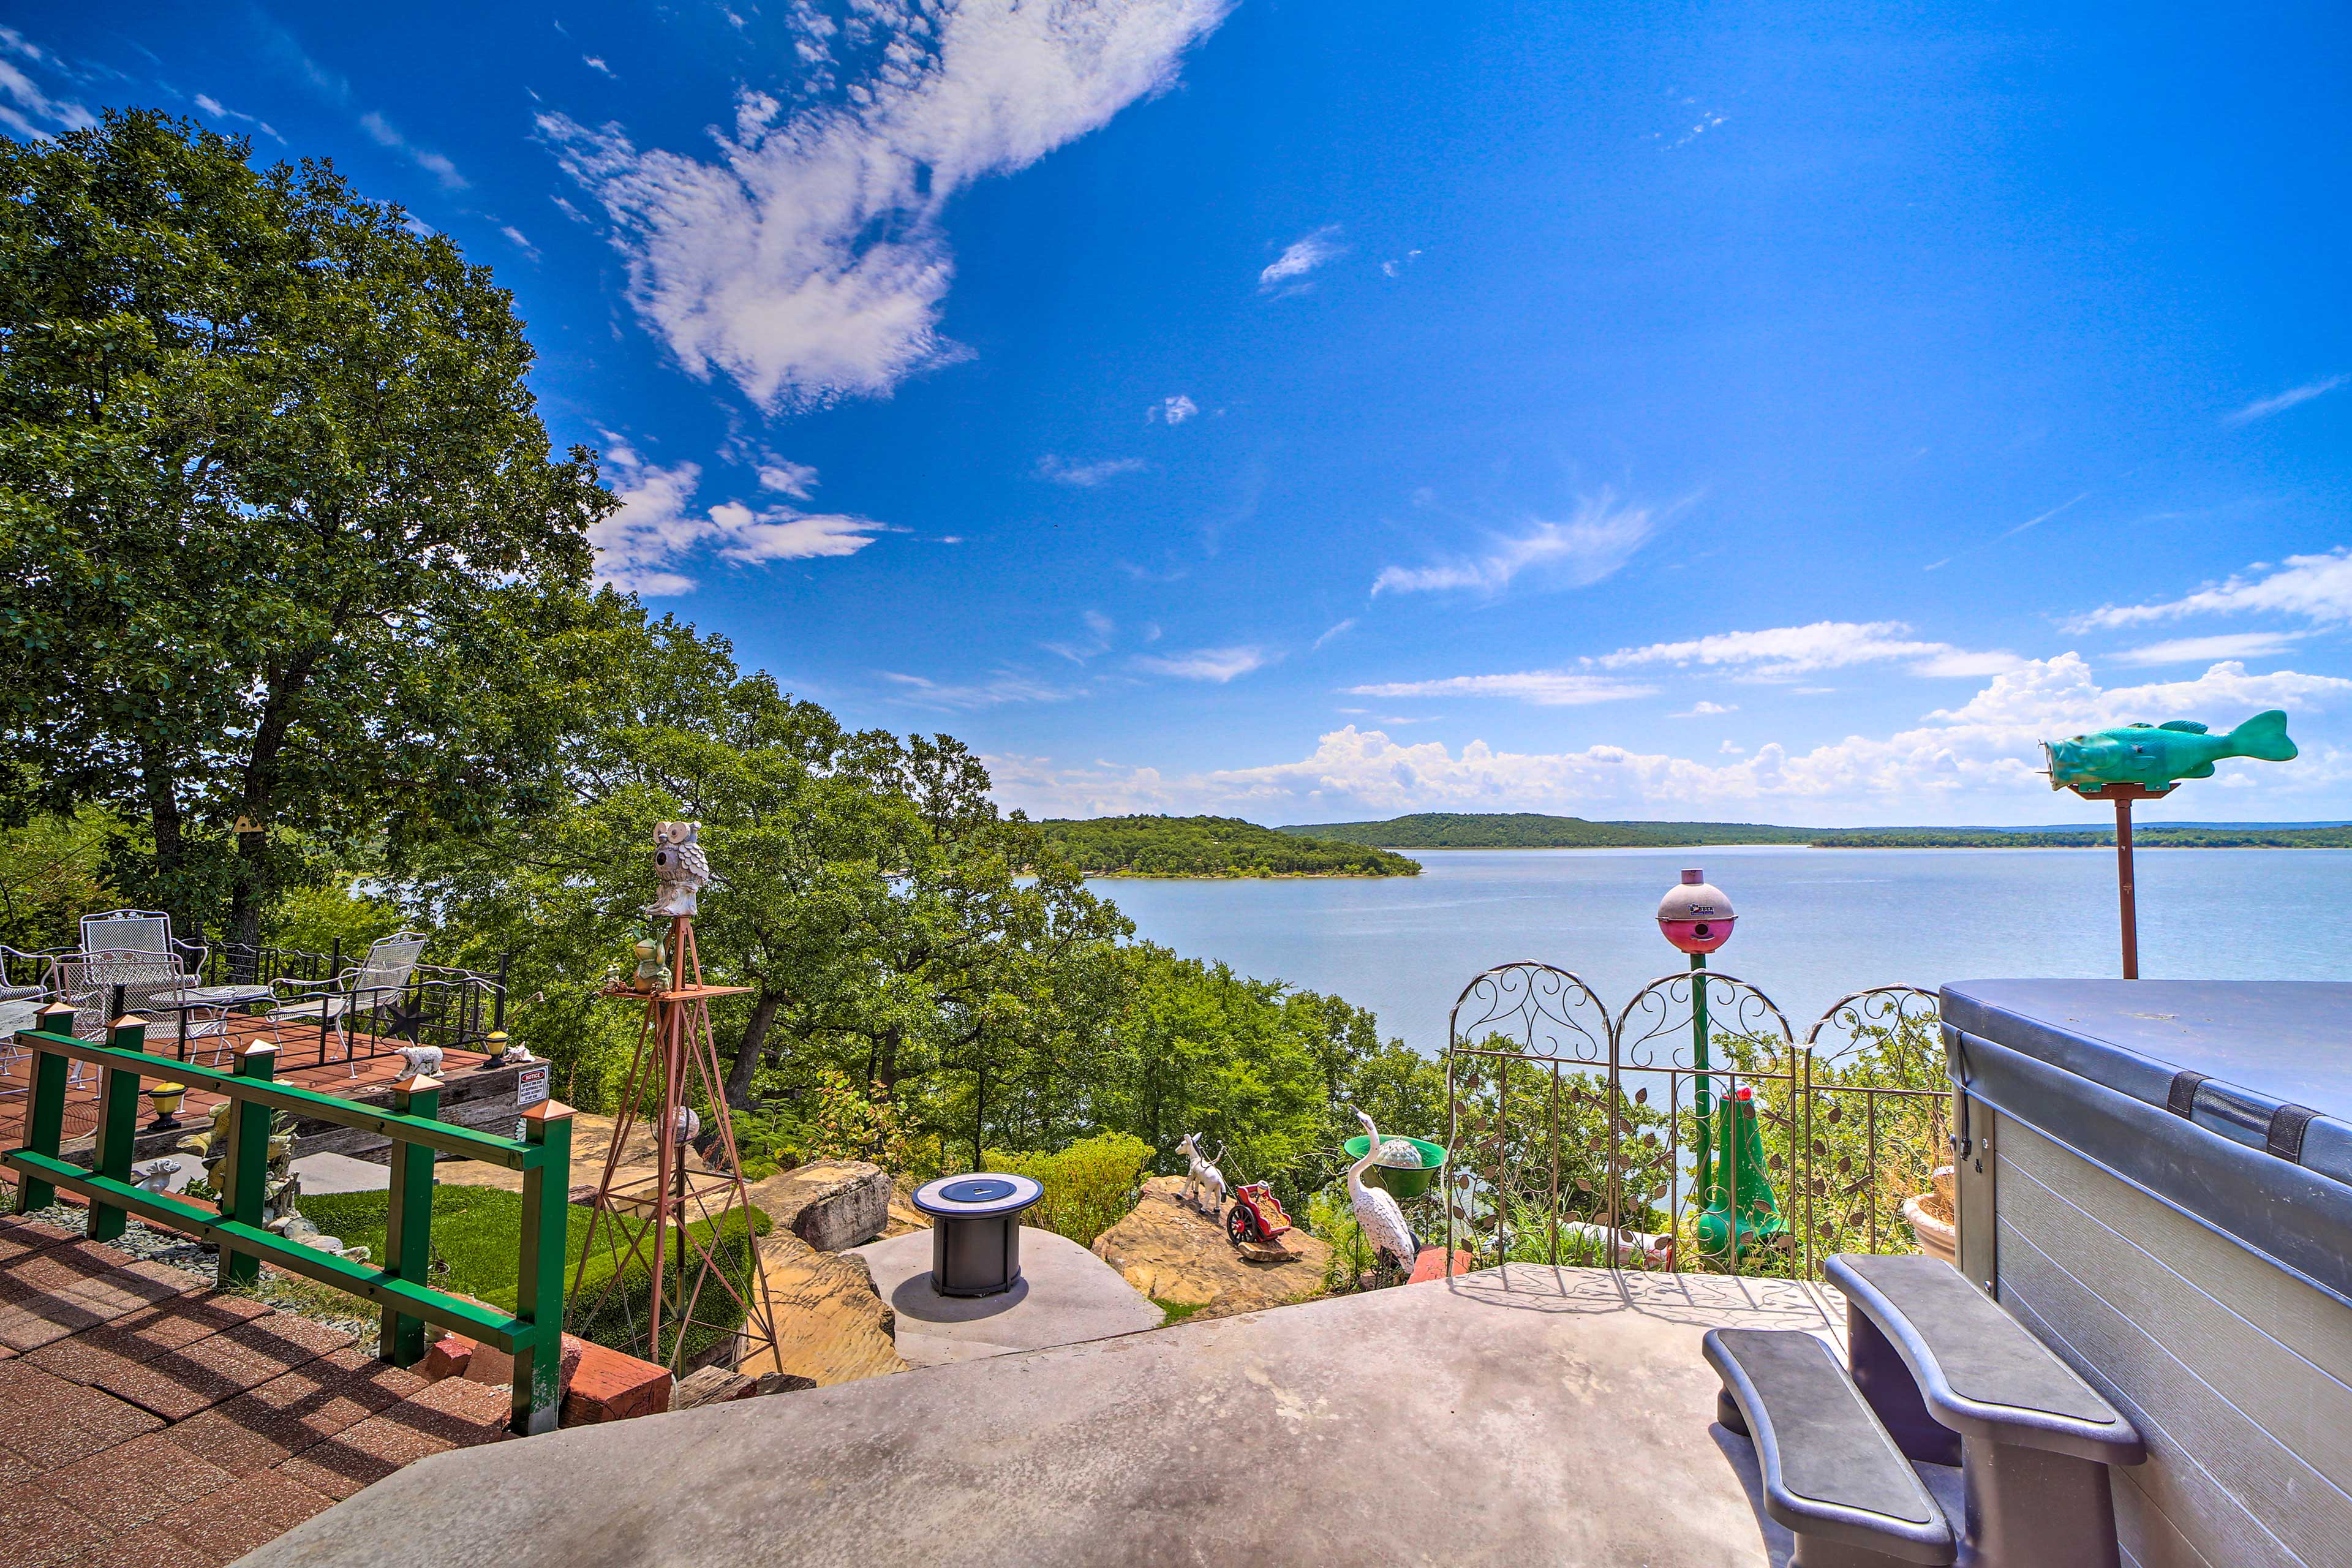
[[217, 1040, 279, 1289], [513, 1097, 574, 1435], [88, 1015, 149, 1243], [382, 1072, 442, 1366], [15, 1002, 76, 1213]]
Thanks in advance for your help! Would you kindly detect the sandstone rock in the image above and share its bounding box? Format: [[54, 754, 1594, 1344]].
[[1090, 1175, 1330, 1321], [674, 1366, 755, 1409], [736, 1229, 909, 1387], [747, 1159, 893, 1251]]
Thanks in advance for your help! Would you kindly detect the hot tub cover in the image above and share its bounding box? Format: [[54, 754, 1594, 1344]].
[[1942, 978, 2352, 1303]]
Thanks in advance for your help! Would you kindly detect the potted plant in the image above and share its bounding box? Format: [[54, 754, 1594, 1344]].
[[1900, 1101, 1957, 1266]]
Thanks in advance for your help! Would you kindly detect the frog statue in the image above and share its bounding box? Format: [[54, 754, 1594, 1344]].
[[2043, 710, 2297, 797], [630, 936, 673, 995]]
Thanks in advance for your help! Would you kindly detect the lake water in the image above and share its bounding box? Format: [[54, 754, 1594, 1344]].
[[1093, 846, 2348, 1055]]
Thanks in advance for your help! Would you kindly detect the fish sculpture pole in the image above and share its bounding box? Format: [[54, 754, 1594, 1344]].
[[2041, 711, 2298, 978]]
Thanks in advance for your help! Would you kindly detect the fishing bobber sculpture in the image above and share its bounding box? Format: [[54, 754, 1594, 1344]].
[[1657, 869, 1783, 1259]]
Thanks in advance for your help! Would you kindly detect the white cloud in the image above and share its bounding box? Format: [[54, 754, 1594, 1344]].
[[988, 654, 2352, 822], [0, 31, 93, 141], [2069, 548, 2352, 630], [1372, 489, 1666, 597], [1036, 454, 1146, 487], [2223, 375, 2346, 427], [193, 92, 283, 143], [499, 225, 539, 260], [1673, 701, 1738, 718], [542, 0, 1234, 412], [1346, 672, 1654, 707], [1379, 248, 1421, 279], [881, 671, 1081, 709], [358, 110, 467, 190], [2110, 631, 2309, 667], [587, 451, 886, 595], [1136, 645, 1273, 682], [757, 459, 820, 499], [1148, 393, 1198, 424], [1259, 225, 1344, 292], [1591, 620, 2018, 680], [1311, 618, 1357, 651], [583, 55, 615, 77]]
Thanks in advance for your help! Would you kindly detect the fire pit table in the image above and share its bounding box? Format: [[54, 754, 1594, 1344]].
[[911, 1173, 1044, 1297]]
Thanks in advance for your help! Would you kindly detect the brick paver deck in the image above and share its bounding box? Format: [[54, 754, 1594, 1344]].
[[0, 1213, 513, 1567]]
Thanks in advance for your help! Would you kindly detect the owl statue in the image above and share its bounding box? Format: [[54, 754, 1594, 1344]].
[[646, 820, 711, 918]]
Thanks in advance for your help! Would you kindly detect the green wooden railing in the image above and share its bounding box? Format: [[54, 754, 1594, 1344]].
[[3, 1002, 574, 1434]]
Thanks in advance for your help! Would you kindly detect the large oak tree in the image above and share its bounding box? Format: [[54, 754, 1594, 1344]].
[[0, 111, 612, 951]]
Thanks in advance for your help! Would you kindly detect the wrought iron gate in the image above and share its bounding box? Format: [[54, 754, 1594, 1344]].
[[1441, 963, 1948, 1280]]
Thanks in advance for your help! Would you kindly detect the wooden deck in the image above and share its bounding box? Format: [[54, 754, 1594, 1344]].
[[0, 1015, 498, 1163]]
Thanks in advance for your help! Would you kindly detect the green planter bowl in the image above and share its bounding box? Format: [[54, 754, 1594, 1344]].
[[1341, 1134, 1447, 1199]]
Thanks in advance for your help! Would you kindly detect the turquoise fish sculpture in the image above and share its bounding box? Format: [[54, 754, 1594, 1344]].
[[2043, 710, 2296, 797]]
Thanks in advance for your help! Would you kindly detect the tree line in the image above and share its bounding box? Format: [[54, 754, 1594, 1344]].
[[1037, 815, 1420, 877]]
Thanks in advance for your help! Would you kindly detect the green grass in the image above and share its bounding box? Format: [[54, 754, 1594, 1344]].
[[1153, 1298, 1205, 1326], [298, 1184, 769, 1362]]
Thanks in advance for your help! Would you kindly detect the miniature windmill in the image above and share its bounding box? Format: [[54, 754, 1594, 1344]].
[[573, 821, 782, 1373]]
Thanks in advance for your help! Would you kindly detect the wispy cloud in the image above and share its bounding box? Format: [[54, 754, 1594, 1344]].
[[587, 445, 888, 595], [1259, 225, 1343, 293], [1371, 489, 1668, 597], [542, 0, 1235, 412], [1036, 454, 1145, 487], [2109, 631, 2309, 667], [499, 225, 539, 260], [757, 459, 820, 499], [1671, 700, 1738, 718], [1379, 248, 1421, 278], [1590, 619, 2019, 680], [0, 28, 94, 140], [1923, 492, 2092, 571], [881, 671, 1082, 709], [2069, 548, 2352, 630], [193, 92, 283, 143], [1147, 393, 1198, 424], [1311, 618, 1357, 652], [2224, 375, 2346, 427], [1136, 645, 1273, 682], [582, 55, 615, 77], [358, 110, 467, 189], [1346, 672, 1654, 707]]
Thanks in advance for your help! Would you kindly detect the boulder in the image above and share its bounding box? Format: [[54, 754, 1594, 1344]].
[[1090, 1175, 1330, 1321], [747, 1159, 894, 1251], [736, 1229, 910, 1387]]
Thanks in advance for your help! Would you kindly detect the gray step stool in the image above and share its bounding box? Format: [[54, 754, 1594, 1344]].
[[1707, 1253, 2144, 1568]]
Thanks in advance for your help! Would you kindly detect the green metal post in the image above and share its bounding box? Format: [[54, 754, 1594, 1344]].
[[16, 1003, 75, 1213], [513, 1098, 575, 1435], [217, 1041, 278, 1289], [88, 1016, 148, 1243], [1691, 952, 1713, 1207], [381, 1072, 442, 1367]]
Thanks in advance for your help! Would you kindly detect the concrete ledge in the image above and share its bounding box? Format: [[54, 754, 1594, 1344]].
[[851, 1225, 1161, 1366], [242, 1265, 1832, 1568]]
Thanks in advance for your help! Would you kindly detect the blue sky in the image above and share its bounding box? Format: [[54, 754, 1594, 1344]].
[[10, 2, 2352, 825]]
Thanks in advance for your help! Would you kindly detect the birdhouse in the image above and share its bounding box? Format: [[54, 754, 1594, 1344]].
[[233, 816, 264, 834], [1657, 868, 1735, 954]]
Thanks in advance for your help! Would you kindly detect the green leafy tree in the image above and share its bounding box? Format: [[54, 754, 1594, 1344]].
[[0, 110, 611, 949]]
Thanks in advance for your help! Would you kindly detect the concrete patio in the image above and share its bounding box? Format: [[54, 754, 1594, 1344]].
[[851, 1224, 1163, 1367], [241, 1263, 1837, 1568]]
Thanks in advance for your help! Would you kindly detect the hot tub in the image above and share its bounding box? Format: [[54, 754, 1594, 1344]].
[[1940, 979, 2352, 1568]]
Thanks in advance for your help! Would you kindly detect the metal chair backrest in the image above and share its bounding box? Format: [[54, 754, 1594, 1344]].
[[79, 910, 177, 963], [47, 950, 190, 1039], [351, 933, 429, 1000]]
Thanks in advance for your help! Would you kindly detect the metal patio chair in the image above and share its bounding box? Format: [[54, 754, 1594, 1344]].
[[0, 944, 59, 1085], [266, 932, 430, 1076]]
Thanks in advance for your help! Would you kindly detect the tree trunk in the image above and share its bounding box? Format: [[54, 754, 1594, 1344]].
[[137, 741, 198, 945], [876, 1023, 902, 1091], [725, 989, 783, 1108]]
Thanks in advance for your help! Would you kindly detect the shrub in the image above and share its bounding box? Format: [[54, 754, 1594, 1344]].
[[982, 1131, 1153, 1246]]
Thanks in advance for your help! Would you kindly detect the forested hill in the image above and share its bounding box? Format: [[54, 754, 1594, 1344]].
[[1279, 813, 1808, 848], [1036, 816, 1422, 876], [1279, 813, 2352, 850]]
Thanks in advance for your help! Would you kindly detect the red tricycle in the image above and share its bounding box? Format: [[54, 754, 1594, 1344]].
[[1226, 1182, 1293, 1246]]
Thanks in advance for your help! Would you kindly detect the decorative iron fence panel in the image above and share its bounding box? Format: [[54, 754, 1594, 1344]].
[[1441, 963, 1948, 1281]]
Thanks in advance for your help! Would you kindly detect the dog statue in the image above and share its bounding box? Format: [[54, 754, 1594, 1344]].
[[1175, 1132, 1227, 1216]]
